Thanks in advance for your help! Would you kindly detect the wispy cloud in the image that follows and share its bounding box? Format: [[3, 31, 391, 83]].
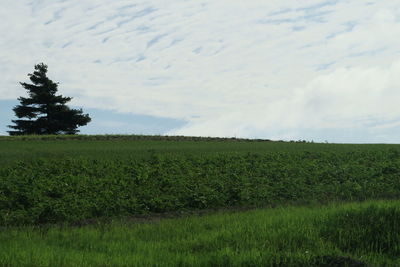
[[1, 0, 400, 142]]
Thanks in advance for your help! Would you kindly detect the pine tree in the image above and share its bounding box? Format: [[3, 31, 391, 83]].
[[8, 63, 91, 135]]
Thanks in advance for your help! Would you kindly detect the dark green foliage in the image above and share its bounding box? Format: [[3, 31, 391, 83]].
[[1, 150, 400, 226], [8, 63, 91, 135]]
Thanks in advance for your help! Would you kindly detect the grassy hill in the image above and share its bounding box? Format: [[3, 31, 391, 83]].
[[1, 135, 400, 266], [0, 134, 395, 164]]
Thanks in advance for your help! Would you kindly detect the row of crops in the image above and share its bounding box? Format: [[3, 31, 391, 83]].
[[2, 149, 400, 226]]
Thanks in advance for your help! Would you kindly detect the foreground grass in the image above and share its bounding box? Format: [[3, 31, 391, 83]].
[[1, 200, 400, 266]]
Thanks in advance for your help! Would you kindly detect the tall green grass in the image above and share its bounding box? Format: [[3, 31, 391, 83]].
[[1, 201, 399, 266]]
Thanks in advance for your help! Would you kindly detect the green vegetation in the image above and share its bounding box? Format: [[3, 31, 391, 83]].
[[0, 134, 395, 164], [1, 135, 400, 265], [8, 63, 91, 135], [1, 136, 400, 226], [1, 201, 400, 266]]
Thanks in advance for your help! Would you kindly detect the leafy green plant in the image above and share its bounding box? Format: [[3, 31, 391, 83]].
[[1, 148, 400, 226]]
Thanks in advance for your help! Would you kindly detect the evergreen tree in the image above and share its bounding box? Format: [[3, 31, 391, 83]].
[[8, 63, 91, 135]]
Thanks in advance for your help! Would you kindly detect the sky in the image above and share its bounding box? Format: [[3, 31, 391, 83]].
[[1, 0, 400, 143]]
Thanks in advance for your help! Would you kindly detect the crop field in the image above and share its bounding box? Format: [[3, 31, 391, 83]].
[[1, 135, 400, 266]]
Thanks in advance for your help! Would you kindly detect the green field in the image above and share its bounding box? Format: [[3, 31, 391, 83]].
[[1, 201, 400, 266], [0, 134, 395, 164], [1, 135, 400, 266]]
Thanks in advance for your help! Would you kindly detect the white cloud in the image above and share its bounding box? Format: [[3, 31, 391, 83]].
[[1, 0, 400, 142]]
